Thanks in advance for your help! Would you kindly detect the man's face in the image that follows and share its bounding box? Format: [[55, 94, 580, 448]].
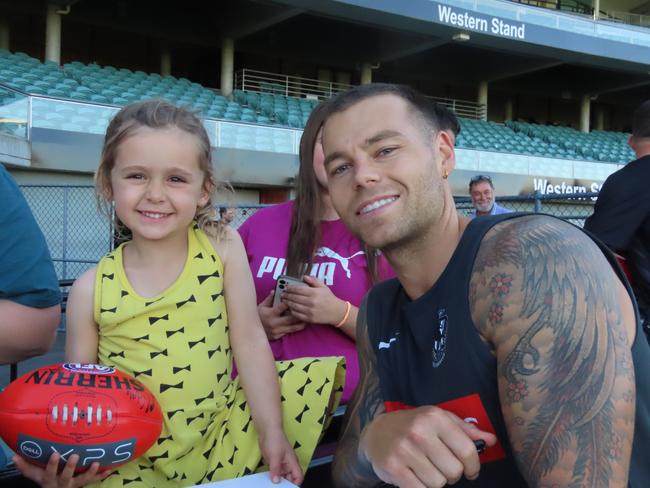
[[322, 94, 455, 251], [222, 208, 235, 224], [470, 181, 494, 214]]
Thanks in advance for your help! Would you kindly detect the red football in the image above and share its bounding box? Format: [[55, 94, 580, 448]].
[[0, 363, 163, 472]]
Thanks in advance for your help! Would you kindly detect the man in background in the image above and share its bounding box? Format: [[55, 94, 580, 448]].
[[219, 206, 236, 226], [468, 174, 512, 218], [585, 100, 650, 336]]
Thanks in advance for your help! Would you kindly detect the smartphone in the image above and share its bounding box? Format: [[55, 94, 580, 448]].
[[272, 275, 307, 307]]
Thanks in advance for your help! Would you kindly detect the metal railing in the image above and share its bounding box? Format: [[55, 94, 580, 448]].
[[508, 0, 650, 27], [235, 69, 487, 119], [428, 95, 487, 120], [507, 0, 593, 16], [602, 10, 650, 28], [235, 69, 353, 100]]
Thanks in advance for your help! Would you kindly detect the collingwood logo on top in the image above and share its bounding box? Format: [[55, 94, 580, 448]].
[[432, 309, 448, 368]]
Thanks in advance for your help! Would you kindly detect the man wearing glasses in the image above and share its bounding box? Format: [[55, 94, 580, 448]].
[[468, 175, 512, 219]]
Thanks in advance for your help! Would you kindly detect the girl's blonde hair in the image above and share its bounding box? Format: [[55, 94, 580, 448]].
[[95, 100, 219, 238]]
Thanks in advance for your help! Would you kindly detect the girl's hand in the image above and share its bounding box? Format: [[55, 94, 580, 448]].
[[259, 428, 304, 485], [281, 275, 346, 326], [258, 291, 306, 341], [13, 453, 112, 488]]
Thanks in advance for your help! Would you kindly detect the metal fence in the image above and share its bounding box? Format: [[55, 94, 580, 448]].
[[20, 185, 111, 281], [455, 192, 598, 228], [19, 185, 598, 282]]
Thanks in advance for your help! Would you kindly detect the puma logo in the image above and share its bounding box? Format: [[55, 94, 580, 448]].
[[314, 247, 365, 279]]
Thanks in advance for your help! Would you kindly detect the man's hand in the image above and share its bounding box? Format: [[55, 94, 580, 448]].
[[360, 407, 497, 488], [258, 291, 305, 341]]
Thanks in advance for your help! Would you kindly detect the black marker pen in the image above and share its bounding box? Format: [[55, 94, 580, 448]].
[[474, 439, 486, 454]]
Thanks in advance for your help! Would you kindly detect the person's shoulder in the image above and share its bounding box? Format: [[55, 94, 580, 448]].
[[240, 201, 293, 229], [76, 266, 98, 285], [623, 155, 650, 180], [253, 201, 294, 219], [479, 214, 598, 265], [488, 213, 581, 237], [495, 202, 513, 213], [0, 163, 15, 187], [607, 156, 649, 182], [0, 163, 11, 180], [0, 165, 23, 210], [470, 214, 612, 335], [212, 223, 241, 245], [368, 276, 402, 303], [70, 266, 98, 297], [205, 224, 245, 266]]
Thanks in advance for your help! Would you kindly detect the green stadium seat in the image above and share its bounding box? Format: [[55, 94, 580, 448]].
[[287, 114, 302, 128], [46, 88, 67, 97]]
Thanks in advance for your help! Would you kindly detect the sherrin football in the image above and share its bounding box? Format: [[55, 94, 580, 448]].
[[0, 363, 163, 472]]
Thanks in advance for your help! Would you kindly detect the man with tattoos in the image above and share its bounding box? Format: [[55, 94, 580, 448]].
[[321, 83, 650, 487], [585, 100, 650, 342]]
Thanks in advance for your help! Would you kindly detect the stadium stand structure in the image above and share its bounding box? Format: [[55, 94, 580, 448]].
[[0, 48, 638, 165]]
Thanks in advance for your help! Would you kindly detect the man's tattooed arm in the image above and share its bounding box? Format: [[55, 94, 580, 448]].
[[470, 215, 636, 487], [332, 297, 385, 487]]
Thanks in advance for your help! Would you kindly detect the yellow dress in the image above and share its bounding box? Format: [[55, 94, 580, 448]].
[[89, 225, 345, 487]]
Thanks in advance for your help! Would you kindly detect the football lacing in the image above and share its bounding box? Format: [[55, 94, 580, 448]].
[[50, 402, 113, 426]]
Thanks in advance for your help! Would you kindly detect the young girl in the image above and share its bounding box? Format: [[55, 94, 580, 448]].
[[14, 100, 344, 488]]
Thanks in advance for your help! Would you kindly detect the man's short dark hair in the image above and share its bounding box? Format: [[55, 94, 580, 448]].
[[219, 207, 228, 216], [632, 100, 650, 138], [434, 103, 461, 137], [326, 83, 443, 134]]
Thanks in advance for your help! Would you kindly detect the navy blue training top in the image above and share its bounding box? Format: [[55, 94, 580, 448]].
[[367, 213, 650, 487]]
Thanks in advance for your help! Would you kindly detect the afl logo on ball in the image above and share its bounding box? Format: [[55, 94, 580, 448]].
[[432, 309, 448, 368], [63, 363, 115, 375], [20, 441, 42, 459]]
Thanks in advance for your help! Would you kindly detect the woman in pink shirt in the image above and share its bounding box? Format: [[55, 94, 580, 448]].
[[239, 102, 393, 403]]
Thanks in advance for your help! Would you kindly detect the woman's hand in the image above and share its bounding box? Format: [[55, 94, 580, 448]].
[[258, 428, 304, 485], [258, 290, 305, 340], [13, 453, 112, 488], [281, 275, 347, 326]]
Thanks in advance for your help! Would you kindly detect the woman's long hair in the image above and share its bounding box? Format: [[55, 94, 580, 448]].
[[285, 101, 379, 283]]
